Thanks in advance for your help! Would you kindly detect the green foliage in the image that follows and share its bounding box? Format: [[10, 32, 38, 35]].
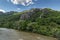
[[53, 30, 60, 40], [27, 22, 39, 32], [0, 8, 60, 38]]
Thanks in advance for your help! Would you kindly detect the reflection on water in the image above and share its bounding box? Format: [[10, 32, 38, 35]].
[[0, 28, 57, 40]]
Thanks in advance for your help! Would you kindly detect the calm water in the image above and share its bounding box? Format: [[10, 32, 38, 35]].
[[0, 28, 57, 40]]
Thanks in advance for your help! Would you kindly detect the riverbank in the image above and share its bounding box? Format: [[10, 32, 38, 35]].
[[0, 28, 58, 40], [16, 30, 57, 40]]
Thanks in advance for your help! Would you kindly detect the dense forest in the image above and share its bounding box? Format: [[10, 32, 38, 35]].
[[0, 8, 60, 40]]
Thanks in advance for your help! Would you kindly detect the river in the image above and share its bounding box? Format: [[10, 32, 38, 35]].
[[0, 28, 57, 40]]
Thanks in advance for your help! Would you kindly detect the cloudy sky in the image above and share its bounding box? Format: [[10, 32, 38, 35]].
[[0, 0, 60, 12]]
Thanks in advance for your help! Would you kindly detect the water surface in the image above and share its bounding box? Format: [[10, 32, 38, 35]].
[[0, 28, 57, 40]]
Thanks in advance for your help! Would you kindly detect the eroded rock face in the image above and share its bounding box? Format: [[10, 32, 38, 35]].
[[20, 8, 53, 20], [20, 13, 30, 20], [20, 8, 41, 20]]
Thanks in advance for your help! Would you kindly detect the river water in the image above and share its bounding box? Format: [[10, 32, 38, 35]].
[[0, 28, 57, 40]]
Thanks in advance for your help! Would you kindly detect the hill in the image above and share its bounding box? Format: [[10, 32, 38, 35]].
[[0, 8, 60, 39]]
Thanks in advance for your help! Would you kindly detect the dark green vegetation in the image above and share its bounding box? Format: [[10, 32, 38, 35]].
[[0, 8, 60, 39]]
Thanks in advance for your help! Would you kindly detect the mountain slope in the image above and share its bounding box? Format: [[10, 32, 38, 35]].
[[0, 8, 60, 39]]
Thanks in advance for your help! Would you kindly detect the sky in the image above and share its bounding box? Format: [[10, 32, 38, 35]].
[[0, 0, 60, 12]]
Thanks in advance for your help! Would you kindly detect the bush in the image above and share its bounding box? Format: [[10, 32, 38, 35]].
[[53, 31, 60, 40]]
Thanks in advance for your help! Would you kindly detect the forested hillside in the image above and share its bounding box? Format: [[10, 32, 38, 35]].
[[0, 8, 60, 40]]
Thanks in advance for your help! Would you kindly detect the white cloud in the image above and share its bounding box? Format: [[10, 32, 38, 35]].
[[11, 0, 34, 6], [17, 8, 21, 10], [0, 9, 6, 13]]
